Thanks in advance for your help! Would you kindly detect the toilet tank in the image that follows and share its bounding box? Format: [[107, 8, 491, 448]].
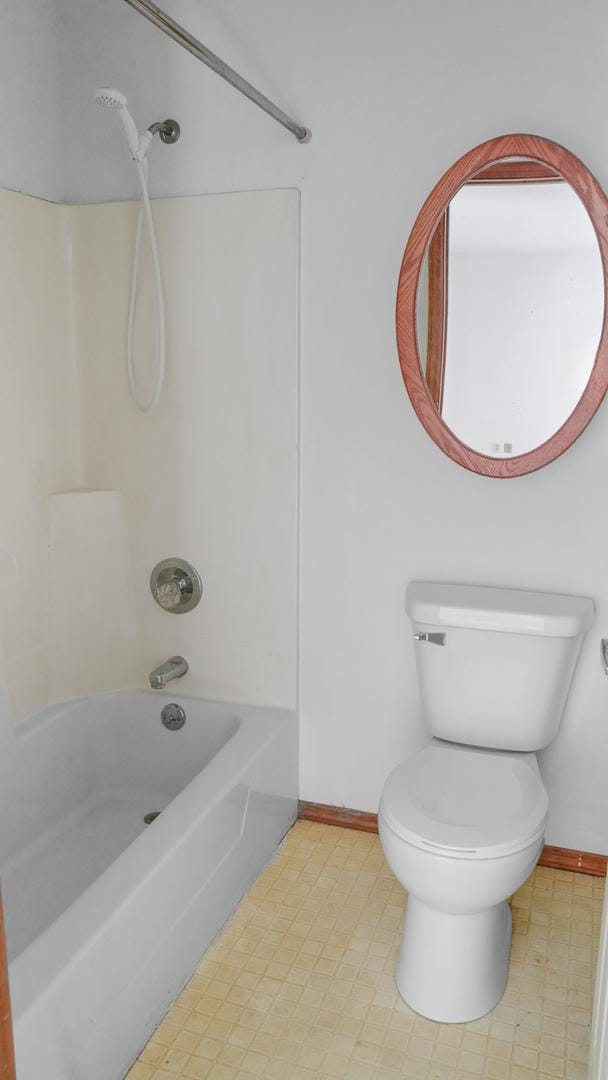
[[406, 583, 594, 751]]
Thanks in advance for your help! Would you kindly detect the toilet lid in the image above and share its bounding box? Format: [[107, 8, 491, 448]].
[[380, 742, 548, 859]]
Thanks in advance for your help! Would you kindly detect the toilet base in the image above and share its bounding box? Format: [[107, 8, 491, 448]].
[[396, 896, 512, 1023]]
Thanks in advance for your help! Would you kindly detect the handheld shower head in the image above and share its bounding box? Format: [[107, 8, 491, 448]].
[[94, 87, 127, 110], [94, 85, 178, 413], [94, 86, 141, 160]]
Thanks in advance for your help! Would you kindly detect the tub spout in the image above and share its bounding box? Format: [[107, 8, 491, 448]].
[[149, 656, 188, 689]]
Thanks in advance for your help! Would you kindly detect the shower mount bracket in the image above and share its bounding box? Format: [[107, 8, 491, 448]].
[[148, 118, 181, 145]]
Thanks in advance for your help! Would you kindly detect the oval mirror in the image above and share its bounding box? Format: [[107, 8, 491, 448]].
[[396, 134, 608, 477]]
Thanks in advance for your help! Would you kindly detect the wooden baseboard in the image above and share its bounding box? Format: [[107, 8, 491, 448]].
[[298, 801, 607, 877], [298, 801, 378, 833], [536, 844, 606, 877]]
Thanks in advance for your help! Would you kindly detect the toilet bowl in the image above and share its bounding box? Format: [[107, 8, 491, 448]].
[[379, 739, 547, 1022], [379, 582, 593, 1022]]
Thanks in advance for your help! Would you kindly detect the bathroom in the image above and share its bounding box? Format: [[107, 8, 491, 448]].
[[1, 0, 608, 1077]]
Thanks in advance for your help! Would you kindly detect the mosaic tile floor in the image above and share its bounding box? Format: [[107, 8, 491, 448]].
[[126, 821, 604, 1080]]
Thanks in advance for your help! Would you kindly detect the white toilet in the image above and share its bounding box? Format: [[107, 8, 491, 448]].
[[379, 581, 593, 1024]]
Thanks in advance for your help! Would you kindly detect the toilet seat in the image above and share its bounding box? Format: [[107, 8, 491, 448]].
[[380, 740, 548, 860]]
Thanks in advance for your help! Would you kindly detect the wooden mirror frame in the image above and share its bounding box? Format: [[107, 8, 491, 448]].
[[396, 134, 608, 477]]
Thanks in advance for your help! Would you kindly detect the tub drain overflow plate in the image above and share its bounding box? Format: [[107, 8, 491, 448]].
[[161, 703, 186, 730]]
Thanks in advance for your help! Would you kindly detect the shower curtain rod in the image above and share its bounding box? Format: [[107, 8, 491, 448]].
[[123, 0, 311, 142]]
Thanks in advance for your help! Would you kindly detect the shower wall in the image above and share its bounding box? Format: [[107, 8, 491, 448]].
[[0, 190, 80, 723], [69, 189, 299, 707], [0, 180, 298, 727]]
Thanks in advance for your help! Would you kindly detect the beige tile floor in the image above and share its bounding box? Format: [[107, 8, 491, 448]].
[[126, 821, 604, 1080]]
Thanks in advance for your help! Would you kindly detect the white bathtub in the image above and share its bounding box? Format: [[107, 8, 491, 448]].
[[1, 690, 297, 1080]]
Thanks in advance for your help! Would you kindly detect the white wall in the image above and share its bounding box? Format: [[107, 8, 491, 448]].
[[40, 0, 608, 850], [0, 2, 65, 200]]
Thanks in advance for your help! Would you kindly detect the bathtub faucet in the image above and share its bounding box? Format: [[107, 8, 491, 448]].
[[149, 656, 188, 689]]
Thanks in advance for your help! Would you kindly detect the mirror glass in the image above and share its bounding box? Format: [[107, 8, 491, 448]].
[[415, 159, 604, 458]]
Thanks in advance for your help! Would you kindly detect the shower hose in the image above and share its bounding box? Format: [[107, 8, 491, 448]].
[[127, 158, 166, 412]]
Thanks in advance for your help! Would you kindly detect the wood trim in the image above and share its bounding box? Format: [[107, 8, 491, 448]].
[[0, 892, 15, 1080], [298, 801, 607, 877], [396, 133, 608, 477], [538, 844, 607, 877], [298, 800, 379, 833]]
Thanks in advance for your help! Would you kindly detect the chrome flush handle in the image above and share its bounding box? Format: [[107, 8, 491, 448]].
[[413, 632, 447, 645]]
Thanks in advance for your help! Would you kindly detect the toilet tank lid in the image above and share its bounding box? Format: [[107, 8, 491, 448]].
[[406, 582, 594, 637]]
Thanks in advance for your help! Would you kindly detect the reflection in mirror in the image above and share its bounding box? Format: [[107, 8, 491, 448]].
[[416, 161, 604, 458]]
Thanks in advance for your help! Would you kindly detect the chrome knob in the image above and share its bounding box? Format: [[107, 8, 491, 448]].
[[156, 579, 183, 609], [150, 558, 202, 614]]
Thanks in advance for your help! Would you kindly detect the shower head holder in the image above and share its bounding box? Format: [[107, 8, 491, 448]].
[[148, 119, 181, 145], [95, 87, 180, 162]]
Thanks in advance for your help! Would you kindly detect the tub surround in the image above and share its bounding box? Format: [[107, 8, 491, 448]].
[[0, 188, 78, 726], [69, 188, 299, 710], [0, 185, 298, 731]]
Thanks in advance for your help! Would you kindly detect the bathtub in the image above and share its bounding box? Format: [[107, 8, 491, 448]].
[[1, 690, 297, 1080]]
